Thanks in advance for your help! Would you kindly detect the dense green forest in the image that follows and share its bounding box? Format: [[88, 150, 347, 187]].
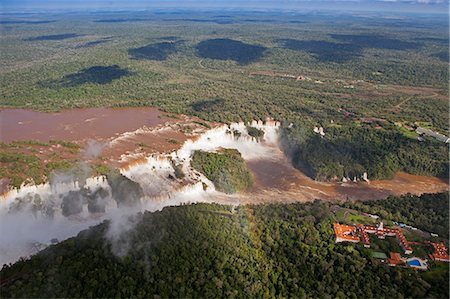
[[1, 11, 448, 125], [0, 10, 448, 299], [344, 192, 449, 238], [0, 141, 80, 187], [1, 10, 448, 184], [1, 193, 448, 298], [191, 149, 253, 193], [281, 123, 449, 180]]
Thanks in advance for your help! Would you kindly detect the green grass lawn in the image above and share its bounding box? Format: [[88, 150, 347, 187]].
[[398, 127, 419, 139]]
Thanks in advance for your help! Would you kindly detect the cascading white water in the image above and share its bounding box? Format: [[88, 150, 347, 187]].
[[116, 120, 282, 202], [0, 119, 281, 265], [0, 175, 117, 266], [1, 119, 377, 265], [175, 120, 281, 161]]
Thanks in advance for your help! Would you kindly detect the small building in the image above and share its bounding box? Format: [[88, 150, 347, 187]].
[[357, 224, 371, 247], [334, 222, 412, 254], [334, 223, 360, 243], [313, 126, 325, 137], [415, 127, 450, 143], [372, 251, 388, 260], [388, 252, 405, 267], [428, 242, 450, 262]]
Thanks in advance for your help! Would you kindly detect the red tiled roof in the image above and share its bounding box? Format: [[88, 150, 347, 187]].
[[334, 223, 360, 242], [357, 224, 370, 245], [429, 242, 450, 262], [395, 230, 412, 252], [388, 252, 405, 265]]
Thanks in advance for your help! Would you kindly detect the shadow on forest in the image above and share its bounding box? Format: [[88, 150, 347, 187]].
[[279, 34, 422, 63], [431, 51, 449, 62], [41, 65, 132, 88], [162, 18, 235, 24], [0, 20, 55, 24], [196, 38, 267, 65], [159, 18, 303, 24], [25, 33, 81, 41], [330, 34, 422, 50], [278, 39, 361, 63], [157, 36, 179, 41], [242, 19, 276, 23], [94, 18, 149, 23], [415, 37, 448, 45], [191, 99, 225, 113], [76, 38, 113, 48], [128, 41, 182, 61]]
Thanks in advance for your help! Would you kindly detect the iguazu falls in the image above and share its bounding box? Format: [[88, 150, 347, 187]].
[[0, 3, 449, 298]]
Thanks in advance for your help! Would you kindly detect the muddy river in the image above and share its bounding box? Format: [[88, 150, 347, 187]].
[[0, 107, 167, 143], [246, 148, 448, 203], [0, 107, 448, 202]]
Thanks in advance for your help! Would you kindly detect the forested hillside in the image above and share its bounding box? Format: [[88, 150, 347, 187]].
[[1, 10, 449, 183], [345, 192, 449, 238], [1, 194, 448, 298], [281, 123, 449, 181]]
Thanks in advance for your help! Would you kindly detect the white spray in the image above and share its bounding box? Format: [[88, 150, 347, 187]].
[[0, 120, 281, 265]]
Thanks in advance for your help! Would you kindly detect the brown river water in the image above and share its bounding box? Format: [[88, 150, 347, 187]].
[[245, 147, 448, 203], [0, 107, 448, 201], [0, 107, 167, 143]]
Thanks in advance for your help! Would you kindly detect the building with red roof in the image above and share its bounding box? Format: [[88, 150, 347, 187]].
[[395, 229, 413, 255], [388, 252, 405, 266], [428, 242, 450, 262], [334, 222, 413, 254], [334, 223, 360, 243], [357, 224, 371, 248]]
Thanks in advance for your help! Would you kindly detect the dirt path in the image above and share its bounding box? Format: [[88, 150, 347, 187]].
[[391, 90, 445, 111], [392, 96, 412, 110]]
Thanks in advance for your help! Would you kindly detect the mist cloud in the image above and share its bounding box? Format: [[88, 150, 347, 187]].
[[84, 140, 107, 159]]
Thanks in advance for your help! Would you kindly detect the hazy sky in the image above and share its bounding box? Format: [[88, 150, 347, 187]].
[[1, 0, 448, 14]]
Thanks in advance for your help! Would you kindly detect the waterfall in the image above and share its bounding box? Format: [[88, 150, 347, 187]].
[[0, 119, 280, 265]]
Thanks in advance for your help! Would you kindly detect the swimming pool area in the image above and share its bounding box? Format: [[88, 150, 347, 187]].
[[407, 259, 421, 266], [406, 258, 428, 270]]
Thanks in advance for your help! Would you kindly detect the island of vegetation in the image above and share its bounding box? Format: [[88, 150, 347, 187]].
[[191, 149, 253, 193], [246, 126, 265, 140]]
